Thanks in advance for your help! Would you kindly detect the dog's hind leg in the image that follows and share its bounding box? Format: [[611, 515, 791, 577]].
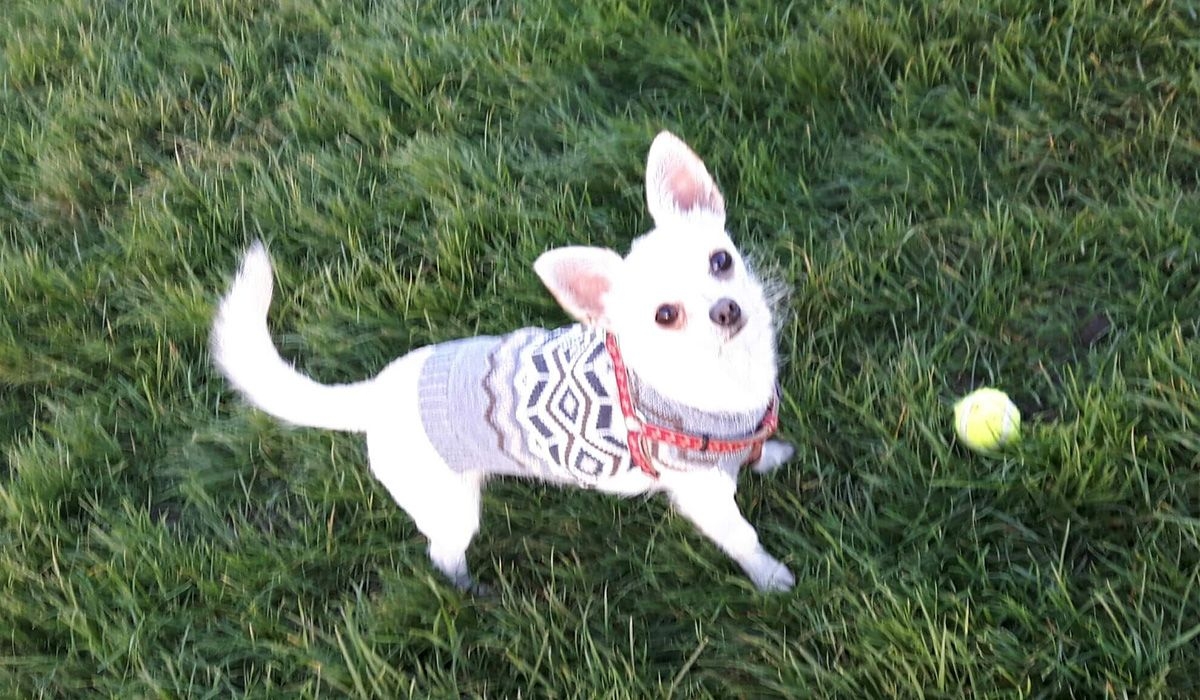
[[367, 421, 485, 591], [365, 350, 486, 592]]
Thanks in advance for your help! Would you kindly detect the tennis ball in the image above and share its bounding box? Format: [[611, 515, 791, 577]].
[[954, 388, 1020, 453]]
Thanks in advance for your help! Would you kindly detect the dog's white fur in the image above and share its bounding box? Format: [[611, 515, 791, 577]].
[[212, 132, 796, 592]]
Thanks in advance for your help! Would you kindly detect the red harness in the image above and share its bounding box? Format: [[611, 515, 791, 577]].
[[604, 332, 779, 479]]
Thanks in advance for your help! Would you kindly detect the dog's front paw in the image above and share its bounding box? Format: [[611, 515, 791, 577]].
[[749, 556, 796, 592], [751, 440, 795, 475]]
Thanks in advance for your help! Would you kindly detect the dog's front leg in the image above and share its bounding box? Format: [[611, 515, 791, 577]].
[[750, 439, 795, 475], [667, 472, 795, 592]]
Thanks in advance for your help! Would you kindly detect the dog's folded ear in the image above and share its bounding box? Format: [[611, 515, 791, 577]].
[[646, 131, 726, 226], [534, 246, 622, 325]]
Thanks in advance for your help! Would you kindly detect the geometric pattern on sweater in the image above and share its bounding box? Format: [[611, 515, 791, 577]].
[[417, 324, 771, 485], [483, 326, 631, 485]]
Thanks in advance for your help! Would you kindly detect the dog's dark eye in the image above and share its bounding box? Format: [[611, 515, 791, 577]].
[[654, 304, 680, 326], [710, 250, 734, 276]]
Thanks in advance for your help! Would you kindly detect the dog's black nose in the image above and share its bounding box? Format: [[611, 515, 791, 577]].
[[709, 298, 742, 327]]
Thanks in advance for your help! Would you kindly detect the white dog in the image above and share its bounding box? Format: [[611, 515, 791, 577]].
[[212, 132, 796, 592]]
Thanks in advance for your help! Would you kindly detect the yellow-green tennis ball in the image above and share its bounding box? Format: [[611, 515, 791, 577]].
[[954, 388, 1020, 453]]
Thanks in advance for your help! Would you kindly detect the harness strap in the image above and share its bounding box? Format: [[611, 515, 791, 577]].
[[604, 332, 778, 479]]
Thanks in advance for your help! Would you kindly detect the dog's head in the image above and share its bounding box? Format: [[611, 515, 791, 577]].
[[535, 131, 778, 414]]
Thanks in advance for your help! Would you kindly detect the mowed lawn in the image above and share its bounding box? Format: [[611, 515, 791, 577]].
[[3, 0, 1199, 696]]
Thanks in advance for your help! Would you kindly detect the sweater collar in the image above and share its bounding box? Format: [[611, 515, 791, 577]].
[[603, 332, 778, 478]]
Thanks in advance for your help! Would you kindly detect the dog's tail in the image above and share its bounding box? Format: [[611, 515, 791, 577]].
[[211, 242, 375, 433]]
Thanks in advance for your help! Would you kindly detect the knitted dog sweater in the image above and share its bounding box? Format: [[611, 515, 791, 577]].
[[417, 325, 766, 486]]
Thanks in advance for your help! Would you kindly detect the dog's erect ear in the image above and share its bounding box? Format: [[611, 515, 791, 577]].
[[645, 131, 726, 226], [534, 246, 623, 324]]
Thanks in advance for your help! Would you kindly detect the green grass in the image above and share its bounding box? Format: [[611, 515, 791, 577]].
[[3, 0, 1199, 696]]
